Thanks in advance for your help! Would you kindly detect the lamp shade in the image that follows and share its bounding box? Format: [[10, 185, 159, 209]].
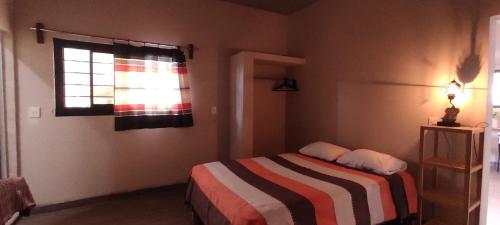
[[0, 0, 11, 33], [446, 79, 462, 99]]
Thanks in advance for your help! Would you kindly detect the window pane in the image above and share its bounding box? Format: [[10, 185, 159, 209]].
[[93, 52, 114, 63], [94, 86, 114, 97], [65, 73, 90, 85], [93, 63, 114, 75], [65, 97, 91, 108], [65, 85, 90, 96], [493, 72, 500, 106], [65, 61, 90, 73], [93, 97, 114, 105], [64, 48, 90, 61], [93, 74, 114, 86]]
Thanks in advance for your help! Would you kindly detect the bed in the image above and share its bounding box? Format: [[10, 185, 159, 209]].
[[185, 153, 417, 225]]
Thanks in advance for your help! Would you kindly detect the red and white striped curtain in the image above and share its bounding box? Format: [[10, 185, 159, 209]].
[[113, 44, 193, 131]]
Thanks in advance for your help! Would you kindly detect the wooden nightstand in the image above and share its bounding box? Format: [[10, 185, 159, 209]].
[[418, 125, 484, 225]]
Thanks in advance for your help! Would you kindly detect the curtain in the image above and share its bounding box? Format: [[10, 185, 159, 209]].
[[113, 44, 193, 131]]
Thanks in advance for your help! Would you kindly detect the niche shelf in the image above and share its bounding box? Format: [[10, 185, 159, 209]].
[[229, 51, 305, 160]]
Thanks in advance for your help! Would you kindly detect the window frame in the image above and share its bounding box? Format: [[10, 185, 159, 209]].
[[54, 38, 115, 116]]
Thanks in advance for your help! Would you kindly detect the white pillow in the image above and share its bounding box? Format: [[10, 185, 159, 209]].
[[298, 142, 350, 161], [336, 149, 407, 175]]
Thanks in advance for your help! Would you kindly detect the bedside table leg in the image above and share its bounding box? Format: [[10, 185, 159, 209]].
[[497, 143, 500, 172], [418, 128, 425, 225]]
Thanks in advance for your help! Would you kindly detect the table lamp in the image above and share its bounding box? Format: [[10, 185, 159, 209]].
[[437, 79, 462, 127]]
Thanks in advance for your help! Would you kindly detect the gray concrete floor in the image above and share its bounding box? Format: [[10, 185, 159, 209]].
[[17, 186, 192, 225]]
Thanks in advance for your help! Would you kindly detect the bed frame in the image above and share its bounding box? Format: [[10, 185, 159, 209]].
[[191, 209, 414, 225]]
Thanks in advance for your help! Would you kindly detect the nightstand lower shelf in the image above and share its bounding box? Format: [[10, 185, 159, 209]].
[[422, 157, 482, 173], [421, 189, 480, 212], [423, 219, 449, 225]]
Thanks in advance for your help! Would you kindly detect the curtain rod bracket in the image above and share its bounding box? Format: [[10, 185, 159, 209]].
[[35, 23, 45, 44], [188, 44, 194, 60]]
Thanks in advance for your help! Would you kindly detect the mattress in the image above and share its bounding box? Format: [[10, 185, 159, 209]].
[[186, 153, 417, 225]]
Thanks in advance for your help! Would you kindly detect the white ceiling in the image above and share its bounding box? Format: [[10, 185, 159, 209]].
[[219, 0, 318, 14]]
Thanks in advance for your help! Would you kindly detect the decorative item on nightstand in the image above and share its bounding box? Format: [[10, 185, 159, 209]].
[[438, 79, 463, 127]]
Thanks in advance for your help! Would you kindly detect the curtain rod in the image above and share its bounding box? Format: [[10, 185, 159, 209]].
[[29, 23, 195, 59]]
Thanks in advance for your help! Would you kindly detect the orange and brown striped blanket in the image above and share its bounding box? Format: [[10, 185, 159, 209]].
[[186, 153, 417, 225]]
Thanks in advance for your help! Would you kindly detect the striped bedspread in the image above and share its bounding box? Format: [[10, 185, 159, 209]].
[[186, 153, 417, 225]]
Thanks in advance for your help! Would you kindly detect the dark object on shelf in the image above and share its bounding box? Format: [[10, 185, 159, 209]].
[[272, 78, 298, 92], [437, 121, 461, 127]]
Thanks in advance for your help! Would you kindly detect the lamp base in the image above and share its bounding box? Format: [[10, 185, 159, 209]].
[[437, 121, 461, 127], [439, 106, 460, 127]]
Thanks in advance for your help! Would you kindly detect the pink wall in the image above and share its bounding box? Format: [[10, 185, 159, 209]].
[[0, 0, 10, 32], [286, 0, 489, 171], [286, 3, 500, 223], [13, 0, 288, 205]]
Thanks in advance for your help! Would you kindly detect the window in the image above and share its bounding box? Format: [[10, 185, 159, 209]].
[[54, 39, 115, 116], [493, 70, 500, 107]]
